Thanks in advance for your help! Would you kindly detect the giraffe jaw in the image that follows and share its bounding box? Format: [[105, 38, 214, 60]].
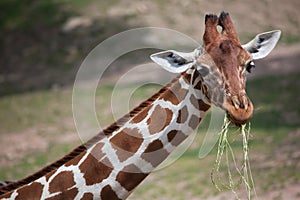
[[223, 95, 254, 126]]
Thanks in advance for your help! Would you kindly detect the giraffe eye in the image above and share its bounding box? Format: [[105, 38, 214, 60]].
[[246, 61, 255, 73]]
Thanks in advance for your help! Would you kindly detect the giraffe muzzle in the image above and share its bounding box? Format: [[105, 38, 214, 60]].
[[224, 94, 254, 126]]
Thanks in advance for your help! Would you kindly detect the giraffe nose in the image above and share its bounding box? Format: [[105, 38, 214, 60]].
[[225, 94, 253, 126]]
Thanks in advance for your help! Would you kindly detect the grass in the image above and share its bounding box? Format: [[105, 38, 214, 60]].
[[0, 89, 73, 133], [0, 142, 77, 181], [0, 72, 299, 199]]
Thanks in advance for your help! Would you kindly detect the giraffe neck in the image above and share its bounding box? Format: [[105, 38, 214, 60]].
[[0, 69, 211, 200]]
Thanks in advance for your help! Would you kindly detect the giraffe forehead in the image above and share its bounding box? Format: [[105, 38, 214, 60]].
[[205, 40, 251, 75]]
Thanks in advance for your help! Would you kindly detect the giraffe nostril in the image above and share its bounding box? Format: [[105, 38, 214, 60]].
[[240, 102, 245, 109], [231, 96, 240, 109], [231, 95, 249, 110]]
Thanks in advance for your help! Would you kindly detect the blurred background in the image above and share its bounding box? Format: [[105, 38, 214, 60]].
[[0, 0, 299, 199]]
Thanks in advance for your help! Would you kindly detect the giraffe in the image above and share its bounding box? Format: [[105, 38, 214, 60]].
[[0, 12, 280, 200]]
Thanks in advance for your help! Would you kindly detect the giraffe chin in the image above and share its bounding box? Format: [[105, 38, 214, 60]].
[[224, 99, 254, 126]]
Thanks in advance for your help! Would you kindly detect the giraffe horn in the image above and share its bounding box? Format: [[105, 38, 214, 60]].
[[218, 11, 239, 42], [203, 14, 219, 46]]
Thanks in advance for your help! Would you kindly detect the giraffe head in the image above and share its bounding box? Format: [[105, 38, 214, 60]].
[[151, 12, 281, 125]]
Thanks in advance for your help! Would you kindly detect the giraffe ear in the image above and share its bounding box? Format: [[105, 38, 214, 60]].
[[242, 30, 281, 60], [150, 50, 196, 73]]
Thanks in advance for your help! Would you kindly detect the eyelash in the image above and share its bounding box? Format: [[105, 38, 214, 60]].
[[246, 61, 255, 73]]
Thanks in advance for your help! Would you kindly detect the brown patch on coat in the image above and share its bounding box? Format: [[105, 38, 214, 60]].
[[198, 99, 211, 111], [116, 164, 148, 191], [15, 182, 43, 200], [194, 78, 203, 90], [110, 128, 144, 162], [160, 80, 188, 105], [81, 192, 94, 200], [100, 185, 122, 200], [141, 139, 169, 167], [79, 154, 112, 185], [190, 94, 210, 111], [188, 115, 201, 130], [147, 105, 173, 135], [167, 130, 188, 146], [48, 171, 76, 194], [176, 106, 189, 124], [89, 142, 105, 161]]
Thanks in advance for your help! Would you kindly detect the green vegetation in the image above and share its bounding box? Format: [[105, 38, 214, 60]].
[[0, 142, 76, 180], [0, 89, 72, 133], [211, 118, 256, 200]]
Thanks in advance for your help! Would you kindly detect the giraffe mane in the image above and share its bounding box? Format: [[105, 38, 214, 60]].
[[0, 75, 181, 195]]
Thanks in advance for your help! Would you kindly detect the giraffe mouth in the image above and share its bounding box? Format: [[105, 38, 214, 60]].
[[224, 95, 254, 126]]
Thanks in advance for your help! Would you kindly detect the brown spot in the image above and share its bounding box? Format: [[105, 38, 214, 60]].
[[191, 71, 201, 86], [141, 139, 169, 167], [110, 128, 144, 162], [193, 75, 203, 90], [160, 82, 188, 105], [188, 115, 201, 129], [116, 164, 148, 191], [176, 106, 189, 124], [81, 192, 94, 200], [100, 185, 121, 200], [190, 94, 199, 108], [15, 182, 43, 200], [48, 171, 76, 194], [144, 139, 163, 153], [79, 154, 112, 186], [199, 99, 210, 111], [46, 187, 78, 200], [89, 142, 105, 161], [147, 105, 173, 135], [182, 72, 191, 84], [132, 106, 151, 123], [167, 130, 188, 146], [190, 94, 210, 111]]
